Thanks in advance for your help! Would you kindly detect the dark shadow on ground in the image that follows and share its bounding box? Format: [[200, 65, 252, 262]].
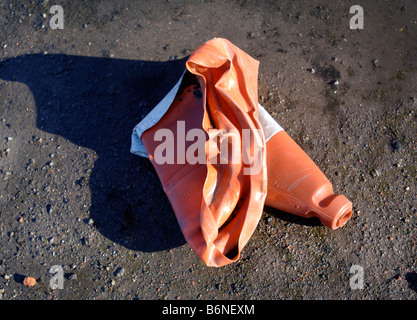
[[0, 53, 187, 252], [13, 273, 27, 284], [405, 272, 417, 293], [263, 206, 323, 227]]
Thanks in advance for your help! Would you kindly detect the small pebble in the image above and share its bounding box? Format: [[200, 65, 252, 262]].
[[391, 139, 401, 151], [68, 273, 77, 280], [247, 32, 255, 39], [114, 267, 125, 278], [370, 169, 381, 177]]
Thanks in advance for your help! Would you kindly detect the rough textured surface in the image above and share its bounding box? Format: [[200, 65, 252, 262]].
[[0, 0, 416, 300]]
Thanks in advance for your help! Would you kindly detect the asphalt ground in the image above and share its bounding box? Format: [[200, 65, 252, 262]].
[[0, 0, 416, 301]]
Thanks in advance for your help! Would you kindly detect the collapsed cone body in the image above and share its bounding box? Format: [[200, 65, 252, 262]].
[[134, 38, 267, 267]]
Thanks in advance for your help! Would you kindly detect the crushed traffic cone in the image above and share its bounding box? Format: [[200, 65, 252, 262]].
[[258, 105, 353, 230], [131, 38, 353, 266], [132, 38, 267, 267]]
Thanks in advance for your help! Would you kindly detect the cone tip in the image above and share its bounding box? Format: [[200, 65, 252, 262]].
[[336, 208, 353, 228]]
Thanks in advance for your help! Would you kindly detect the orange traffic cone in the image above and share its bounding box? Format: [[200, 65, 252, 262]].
[[132, 38, 267, 267], [258, 105, 353, 230], [131, 38, 353, 267]]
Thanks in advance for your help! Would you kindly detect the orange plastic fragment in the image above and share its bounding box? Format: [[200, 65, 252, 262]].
[[23, 276, 36, 287]]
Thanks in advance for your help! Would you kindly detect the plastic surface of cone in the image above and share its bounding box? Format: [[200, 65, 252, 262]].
[[260, 107, 353, 229], [132, 38, 353, 267], [140, 38, 267, 267]]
